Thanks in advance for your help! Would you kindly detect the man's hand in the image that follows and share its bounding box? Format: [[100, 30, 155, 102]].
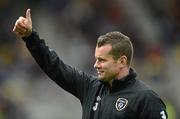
[[13, 9, 32, 38]]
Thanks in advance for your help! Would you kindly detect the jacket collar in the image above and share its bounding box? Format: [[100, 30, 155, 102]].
[[110, 68, 137, 93]]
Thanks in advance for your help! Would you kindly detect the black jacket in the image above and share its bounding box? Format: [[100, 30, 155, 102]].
[[23, 31, 168, 119]]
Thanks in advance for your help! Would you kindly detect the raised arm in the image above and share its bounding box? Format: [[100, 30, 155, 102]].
[[12, 9, 94, 102]]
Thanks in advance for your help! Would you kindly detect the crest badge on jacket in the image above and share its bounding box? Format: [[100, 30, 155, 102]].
[[115, 98, 128, 111]]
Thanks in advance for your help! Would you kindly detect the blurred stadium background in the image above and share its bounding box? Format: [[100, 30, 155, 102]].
[[0, 0, 179, 118]]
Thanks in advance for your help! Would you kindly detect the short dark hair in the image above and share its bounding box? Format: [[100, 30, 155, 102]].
[[96, 31, 133, 66]]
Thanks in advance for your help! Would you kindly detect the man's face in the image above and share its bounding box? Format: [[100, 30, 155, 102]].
[[94, 44, 120, 82]]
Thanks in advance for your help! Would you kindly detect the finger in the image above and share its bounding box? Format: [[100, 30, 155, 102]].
[[14, 19, 26, 31], [15, 19, 26, 29], [15, 25, 27, 34], [12, 26, 16, 32], [26, 9, 31, 22], [15, 19, 22, 27], [18, 16, 26, 27], [12, 22, 17, 32], [19, 16, 26, 21], [13, 20, 19, 32], [12, 25, 17, 32], [17, 21, 26, 29], [15, 20, 19, 27]]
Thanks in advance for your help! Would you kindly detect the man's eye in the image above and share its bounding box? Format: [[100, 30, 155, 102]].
[[99, 59, 105, 62]]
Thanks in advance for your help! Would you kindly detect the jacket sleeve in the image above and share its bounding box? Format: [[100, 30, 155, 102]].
[[22, 31, 94, 102], [139, 91, 168, 119]]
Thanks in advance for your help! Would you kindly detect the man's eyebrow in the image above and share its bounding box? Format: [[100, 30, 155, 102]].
[[95, 57, 106, 61]]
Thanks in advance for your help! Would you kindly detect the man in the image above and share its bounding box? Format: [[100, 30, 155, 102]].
[[13, 9, 168, 119]]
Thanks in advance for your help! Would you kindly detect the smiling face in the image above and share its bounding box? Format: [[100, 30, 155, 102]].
[[94, 44, 120, 83], [94, 31, 133, 84]]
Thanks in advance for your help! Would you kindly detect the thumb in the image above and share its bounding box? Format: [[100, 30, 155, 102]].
[[26, 9, 31, 22]]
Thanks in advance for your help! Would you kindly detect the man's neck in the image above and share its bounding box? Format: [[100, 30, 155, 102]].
[[117, 67, 130, 80], [109, 67, 130, 87]]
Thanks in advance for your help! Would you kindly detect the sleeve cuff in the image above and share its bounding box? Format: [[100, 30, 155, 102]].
[[22, 30, 40, 46]]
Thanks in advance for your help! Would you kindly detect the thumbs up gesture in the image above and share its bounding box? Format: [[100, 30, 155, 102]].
[[13, 9, 32, 38]]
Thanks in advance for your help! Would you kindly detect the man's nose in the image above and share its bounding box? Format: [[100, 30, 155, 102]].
[[94, 61, 100, 69]]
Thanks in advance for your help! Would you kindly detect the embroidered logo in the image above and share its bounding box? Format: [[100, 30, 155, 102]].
[[115, 98, 128, 111]]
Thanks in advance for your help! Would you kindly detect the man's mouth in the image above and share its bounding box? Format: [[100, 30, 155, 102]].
[[97, 71, 104, 75]]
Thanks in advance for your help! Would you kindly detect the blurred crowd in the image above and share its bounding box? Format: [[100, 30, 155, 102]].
[[0, 0, 180, 118]]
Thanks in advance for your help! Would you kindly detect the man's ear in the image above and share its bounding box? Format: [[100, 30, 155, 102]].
[[117, 55, 128, 66]]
